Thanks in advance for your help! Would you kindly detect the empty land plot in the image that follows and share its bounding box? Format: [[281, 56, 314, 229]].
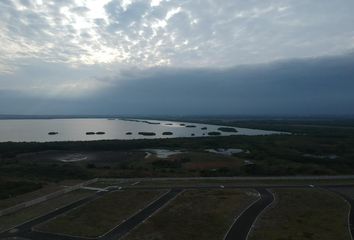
[[0, 189, 93, 233], [124, 189, 258, 240], [37, 190, 165, 238], [249, 188, 351, 240]]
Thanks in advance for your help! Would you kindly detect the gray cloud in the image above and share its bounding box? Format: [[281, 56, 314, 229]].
[[1, 0, 354, 73], [1, 53, 353, 115], [0, 0, 354, 115]]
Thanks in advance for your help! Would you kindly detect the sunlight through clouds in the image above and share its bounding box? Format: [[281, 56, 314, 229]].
[[0, 0, 354, 98]]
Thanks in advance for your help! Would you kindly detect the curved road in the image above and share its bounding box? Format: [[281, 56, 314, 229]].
[[224, 188, 274, 240], [327, 188, 354, 239], [3, 184, 354, 240]]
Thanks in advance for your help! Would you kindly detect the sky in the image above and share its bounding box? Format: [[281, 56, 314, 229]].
[[0, 0, 354, 115]]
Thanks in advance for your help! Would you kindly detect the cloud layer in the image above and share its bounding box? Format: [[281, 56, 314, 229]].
[[0, 0, 354, 115], [1, 53, 353, 115], [1, 0, 354, 71]]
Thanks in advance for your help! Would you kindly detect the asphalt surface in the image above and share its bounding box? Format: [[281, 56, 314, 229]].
[[1, 183, 353, 240], [224, 188, 274, 240], [0, 191, 107, 240], [101, 188, 183, 240], [0, 189, 182, 240], [326, 188, 354, 239]]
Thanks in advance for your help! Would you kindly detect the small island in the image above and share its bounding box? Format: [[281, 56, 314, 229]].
[[201, 127, 207, 130], [142, 120, 160, 125], [191, 133, 195, 136], [217, 127, 238, 133], [185, 125, 196, 128], [126, 132, 132, 135], [208, 131, 222, 136], [162, 132, 173, 135], [86, 132, 95, 135], [138, 132, 156, 136], [48, 132, 58, 135], [96, 132, 106, 135]]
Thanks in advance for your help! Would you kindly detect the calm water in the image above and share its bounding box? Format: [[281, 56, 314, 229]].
[[0, 118, 282, 142]]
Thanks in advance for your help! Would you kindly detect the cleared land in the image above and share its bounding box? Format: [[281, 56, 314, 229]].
[[37, 190, 164, 238], [249, 188, 351, 240], [0, 189, 92, 233], [123, 189, 257, 240]]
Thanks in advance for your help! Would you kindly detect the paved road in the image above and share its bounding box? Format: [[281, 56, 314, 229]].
[[0, 191, 107, 240], [0, 189, 182, 240], [101, 188, 183, 240], [129, 184, 354, 191], [224, 188, 274, 240], [101, 175, 354, 182], [1, 184, 353, 240], [326, 188, 354, 239]]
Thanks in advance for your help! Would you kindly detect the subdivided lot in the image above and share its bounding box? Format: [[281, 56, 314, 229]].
[[124, 189, 258, 240], [249, 188, 351, 240], [0, 189, 93, 233], [36, 190, 165, 238]]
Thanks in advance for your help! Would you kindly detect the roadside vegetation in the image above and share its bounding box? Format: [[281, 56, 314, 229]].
[[0, 180, 42, 201]]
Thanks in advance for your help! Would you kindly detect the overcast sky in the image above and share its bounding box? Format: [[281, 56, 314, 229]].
[[0, 0, 354, 115]]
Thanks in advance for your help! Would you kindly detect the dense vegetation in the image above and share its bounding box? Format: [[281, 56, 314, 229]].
[[0, 180, 42, 200], [0, 118, 354, 183]]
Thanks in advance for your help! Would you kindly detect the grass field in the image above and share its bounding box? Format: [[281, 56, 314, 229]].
[[37, 190, 165, 238], [249, 188, 351, 240], [123, 189, 257, 240], [0, 189, 93, 233]]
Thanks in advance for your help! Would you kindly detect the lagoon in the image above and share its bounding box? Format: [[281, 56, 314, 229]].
[[0, 118, 282, 142]]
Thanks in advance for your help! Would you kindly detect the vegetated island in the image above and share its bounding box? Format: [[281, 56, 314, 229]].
[[217, 127, 238, 133], [185, 125, 196, 128], [141, 120, 160, 125], [208, 131, 222, 136], [138, 132, 156, 136], [126, 132, 132, 135], [86, 132, 95, 135], [162, 132, 173, 135], [121, 119, 160, 125], [96, 132, 106, 135], [48, 132, 58, 135]]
